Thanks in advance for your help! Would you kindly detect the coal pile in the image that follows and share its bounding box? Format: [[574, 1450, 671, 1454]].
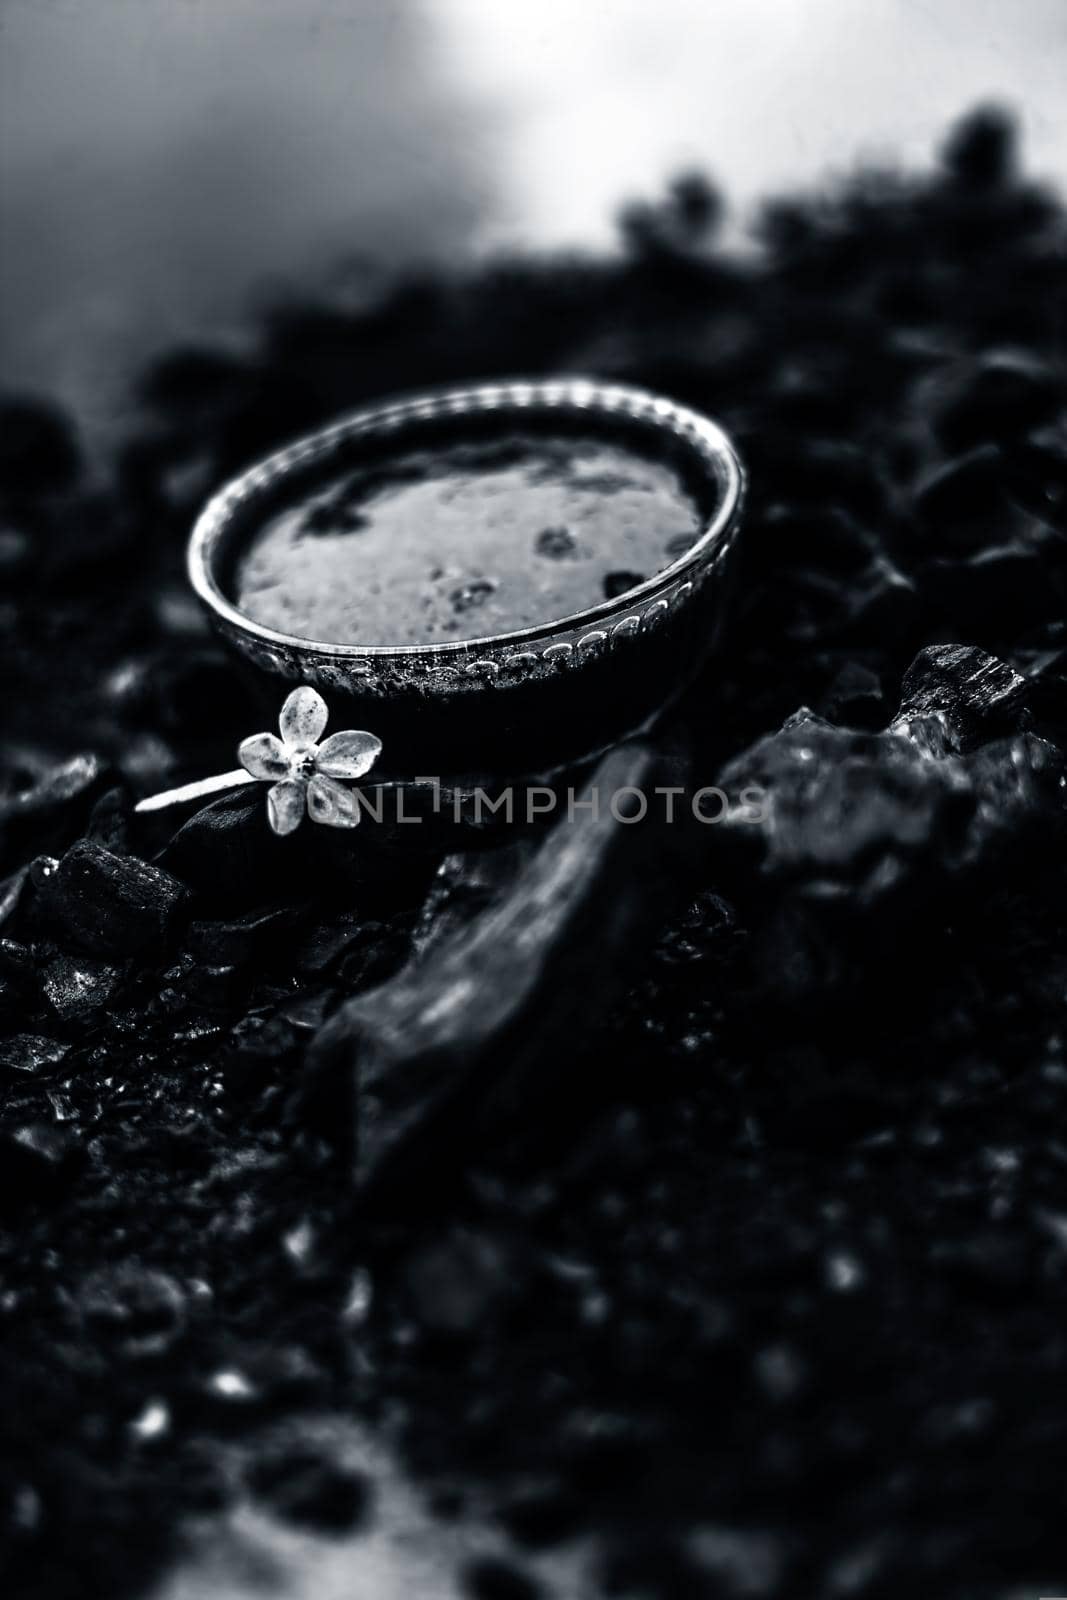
[[2, 107, 1067, 1599]]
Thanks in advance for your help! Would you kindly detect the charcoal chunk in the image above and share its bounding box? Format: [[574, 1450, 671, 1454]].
[[912, 445, 1006, 543], [43, 953, 121, 1023], [402, 1228, 511, 1336], [79, 1265, 187, 1359], [245, 1446, 371, 1534], [0, 1124, 84, 1209], [0, 1033, 69, 1077], [0, 522, 30, 578], [498, 1480, 585, 1549], [716, 710, 973, 901], [1005, 424, 1067, 532], [922, 538, 1060, 638], [0, 398, 82, 496], [46, 840, 189, 960], [817, 662, 886, 729], [891, 644, 1029, 752], [941, 103, 1017, 188], [185, 905, 295, 967], [305, 743, 694, 1199], [930, 351, 1062, 453]]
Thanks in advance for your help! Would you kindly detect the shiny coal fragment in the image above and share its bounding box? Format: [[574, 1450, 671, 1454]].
[[42, 953, 121, 1023], [890, 643, 1029, 751], [44, 840, 190, 960]]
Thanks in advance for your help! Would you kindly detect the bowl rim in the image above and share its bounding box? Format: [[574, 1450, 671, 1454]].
[[187, 377, 744, 660]]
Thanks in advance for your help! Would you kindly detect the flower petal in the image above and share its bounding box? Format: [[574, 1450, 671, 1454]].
[[307, 773, 360, 829], [279, 686, 328, 750], [315, 729, 383, 780], [238, 731, 290, 781], [266, 778, 306, 836]]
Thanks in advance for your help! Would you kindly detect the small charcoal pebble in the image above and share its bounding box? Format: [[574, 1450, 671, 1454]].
[[43, 954, 120, 1022], [79, 1265, 187, 1359], [245, 1447, 371, 1534]]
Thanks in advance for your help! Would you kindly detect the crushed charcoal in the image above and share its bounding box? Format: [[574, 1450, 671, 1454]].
[[1, 104, 1067, 1600]]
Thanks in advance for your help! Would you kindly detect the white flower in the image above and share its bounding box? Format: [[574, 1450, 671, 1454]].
[[238, 686, 382, 836]]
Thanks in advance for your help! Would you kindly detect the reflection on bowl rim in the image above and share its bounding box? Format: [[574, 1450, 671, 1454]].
[[188, 377, 744, 659]]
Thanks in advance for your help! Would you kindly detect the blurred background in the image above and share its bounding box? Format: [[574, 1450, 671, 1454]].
[[2, 0, 1065, 439]]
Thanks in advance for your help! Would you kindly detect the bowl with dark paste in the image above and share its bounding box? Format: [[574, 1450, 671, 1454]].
[[189, 379, 744, 775]]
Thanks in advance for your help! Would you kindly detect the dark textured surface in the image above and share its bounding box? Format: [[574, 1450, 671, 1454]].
[[1, 108, 1066, 1598]]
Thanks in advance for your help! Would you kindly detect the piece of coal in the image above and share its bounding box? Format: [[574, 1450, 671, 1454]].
[[401, 1227, 512, 1336], [304, 741, 694, 1202], [410, 844, 533, 960], [715, 709, 974, 902], [0, 1123, 85, 1210], [941, 102, 1017, 188], [0, 398, 83, 496], [42, 953, 121, 1023], [921, 537, 1060, 639], [184, 905, 297, 967], [929, 350, 1063, 454], [44, 840, 190, 960], [1004, 424, 1067, 532], [912, 444, 1008, 544], [0, 1033, 69, 1077], [78, 1264, 187, 1359], [890, 643, 1029, 752], [245, 1446, 372, 1534], [817, 661, 886, 729]]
